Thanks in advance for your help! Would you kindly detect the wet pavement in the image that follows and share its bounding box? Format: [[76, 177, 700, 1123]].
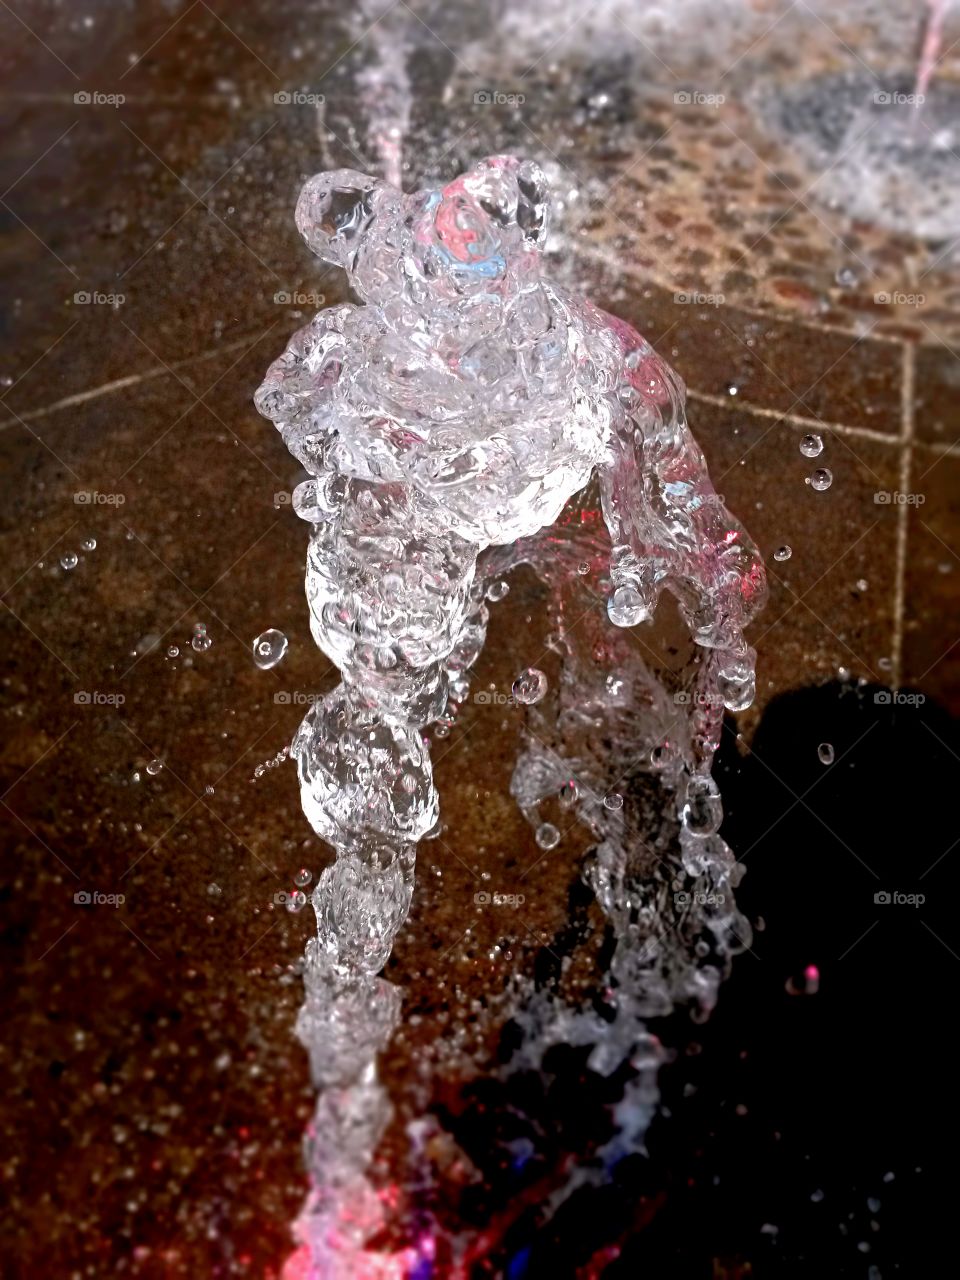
[[2, 2, 959, 1276]]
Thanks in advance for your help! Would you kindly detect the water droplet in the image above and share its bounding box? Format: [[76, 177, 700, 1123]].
[[856, 578, 868, 592], [252, 628, 288, 670], [577, 561, 591, 576], [682, 773, 723, 835], [81, 537, 97, 552], [726, 383, 739, 396], [559, 779, 580, 807], [773, 545, 792, 562], [204, 784, 215, 795], [287, 889, 307, 913], [535, 822, 560, 850], [207, 883, 222, 896], [294, 867, 312, 887], [800, 433, 824, 458], [835, 266, 858, 288], [485, 580, 510, 602], [806, 468, 833, 491], [191, 623, 212, 653], [607, 584, 648, 627], [512, 667, 548, 705], [60, 552, 78, 571], [146, 758, 163, 776], [603, 792, 624, 810], [167, 646, 180, 659], [818, 742, 834, 765]]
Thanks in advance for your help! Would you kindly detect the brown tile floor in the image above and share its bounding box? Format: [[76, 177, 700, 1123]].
[[2, 2, 960, 1276]]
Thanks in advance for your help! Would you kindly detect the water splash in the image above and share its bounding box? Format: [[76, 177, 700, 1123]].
[[258, 155, 765, 1273]]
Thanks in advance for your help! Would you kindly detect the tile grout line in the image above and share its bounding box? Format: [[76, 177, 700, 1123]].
[[0, 331, 267, 432], [891, 344, 915, 691], [685, 387, 897, 445]]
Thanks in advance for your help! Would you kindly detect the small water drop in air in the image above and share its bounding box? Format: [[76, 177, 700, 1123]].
[[773, 545, 792, 562], [800, 433, 824, 458], [807, 468, 833, 491], [818, 742, 835, 765], [81, 537, 97, 552], [485, 580, 509, 602], [603, 792, 624, 810], [512, 667, 548, 705], [167, 645, 180, 659], [146, 758, 163, 776], [536, 822, 560, 850], [192, 623, 212, 653], [294, 867, 312, 887], [60, 552, 79, 571], [253, 628, 288, 670], [287, 890, 307, 913]]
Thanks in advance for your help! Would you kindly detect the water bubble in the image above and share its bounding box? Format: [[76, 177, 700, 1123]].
[[60, 552, 79, 571], [81, 537, 97, 552], [800, 433, 824, 458], [252, 628, 288, 670], [167, 645, 180, 659], [485, 580, 510, 602], [145, 758, 164, 776], [559, 779, 580, 808], [806, 468, 833, 491], [294, 867, 312, 887], [603, 792, 624, 811], [577, 561, 591, 576], [512, 667, 548, 705], [773, 545, 792, 562], [835, 266, 858, 288], [535, 822, 560, 850], [191, 623, 212, 653], [818, 742, 835, 765], [607, 584, 648, 627], [287, 889, 307, 912], [682, 773, 723, 836]]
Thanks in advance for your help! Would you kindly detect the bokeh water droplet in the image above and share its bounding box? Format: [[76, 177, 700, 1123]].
[[60, 552, 78, 571], [81, 537, 97, 552], [818, 742, 835, 765], [512, 667, 548, 705], [603, 792, 624, 811], [191, 623, 212, 652], [287, 889, 308, 913], [294, 867, 312, 887], [535, 822, 560, 850], [146, 758, 163, 776], [773, 545, 792, 562], [807, 468, 833, 491], [253, 628, 288, 670], [800, 433, 824, 458]]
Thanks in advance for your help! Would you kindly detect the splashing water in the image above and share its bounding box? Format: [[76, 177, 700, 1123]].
[[258, 155, 765, 1273]]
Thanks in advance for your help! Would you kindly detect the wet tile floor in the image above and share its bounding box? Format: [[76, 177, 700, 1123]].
[[2, 2, 959, 1276]]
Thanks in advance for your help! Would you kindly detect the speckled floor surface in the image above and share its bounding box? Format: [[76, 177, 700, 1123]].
[[2, 3, 960, 1276]]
